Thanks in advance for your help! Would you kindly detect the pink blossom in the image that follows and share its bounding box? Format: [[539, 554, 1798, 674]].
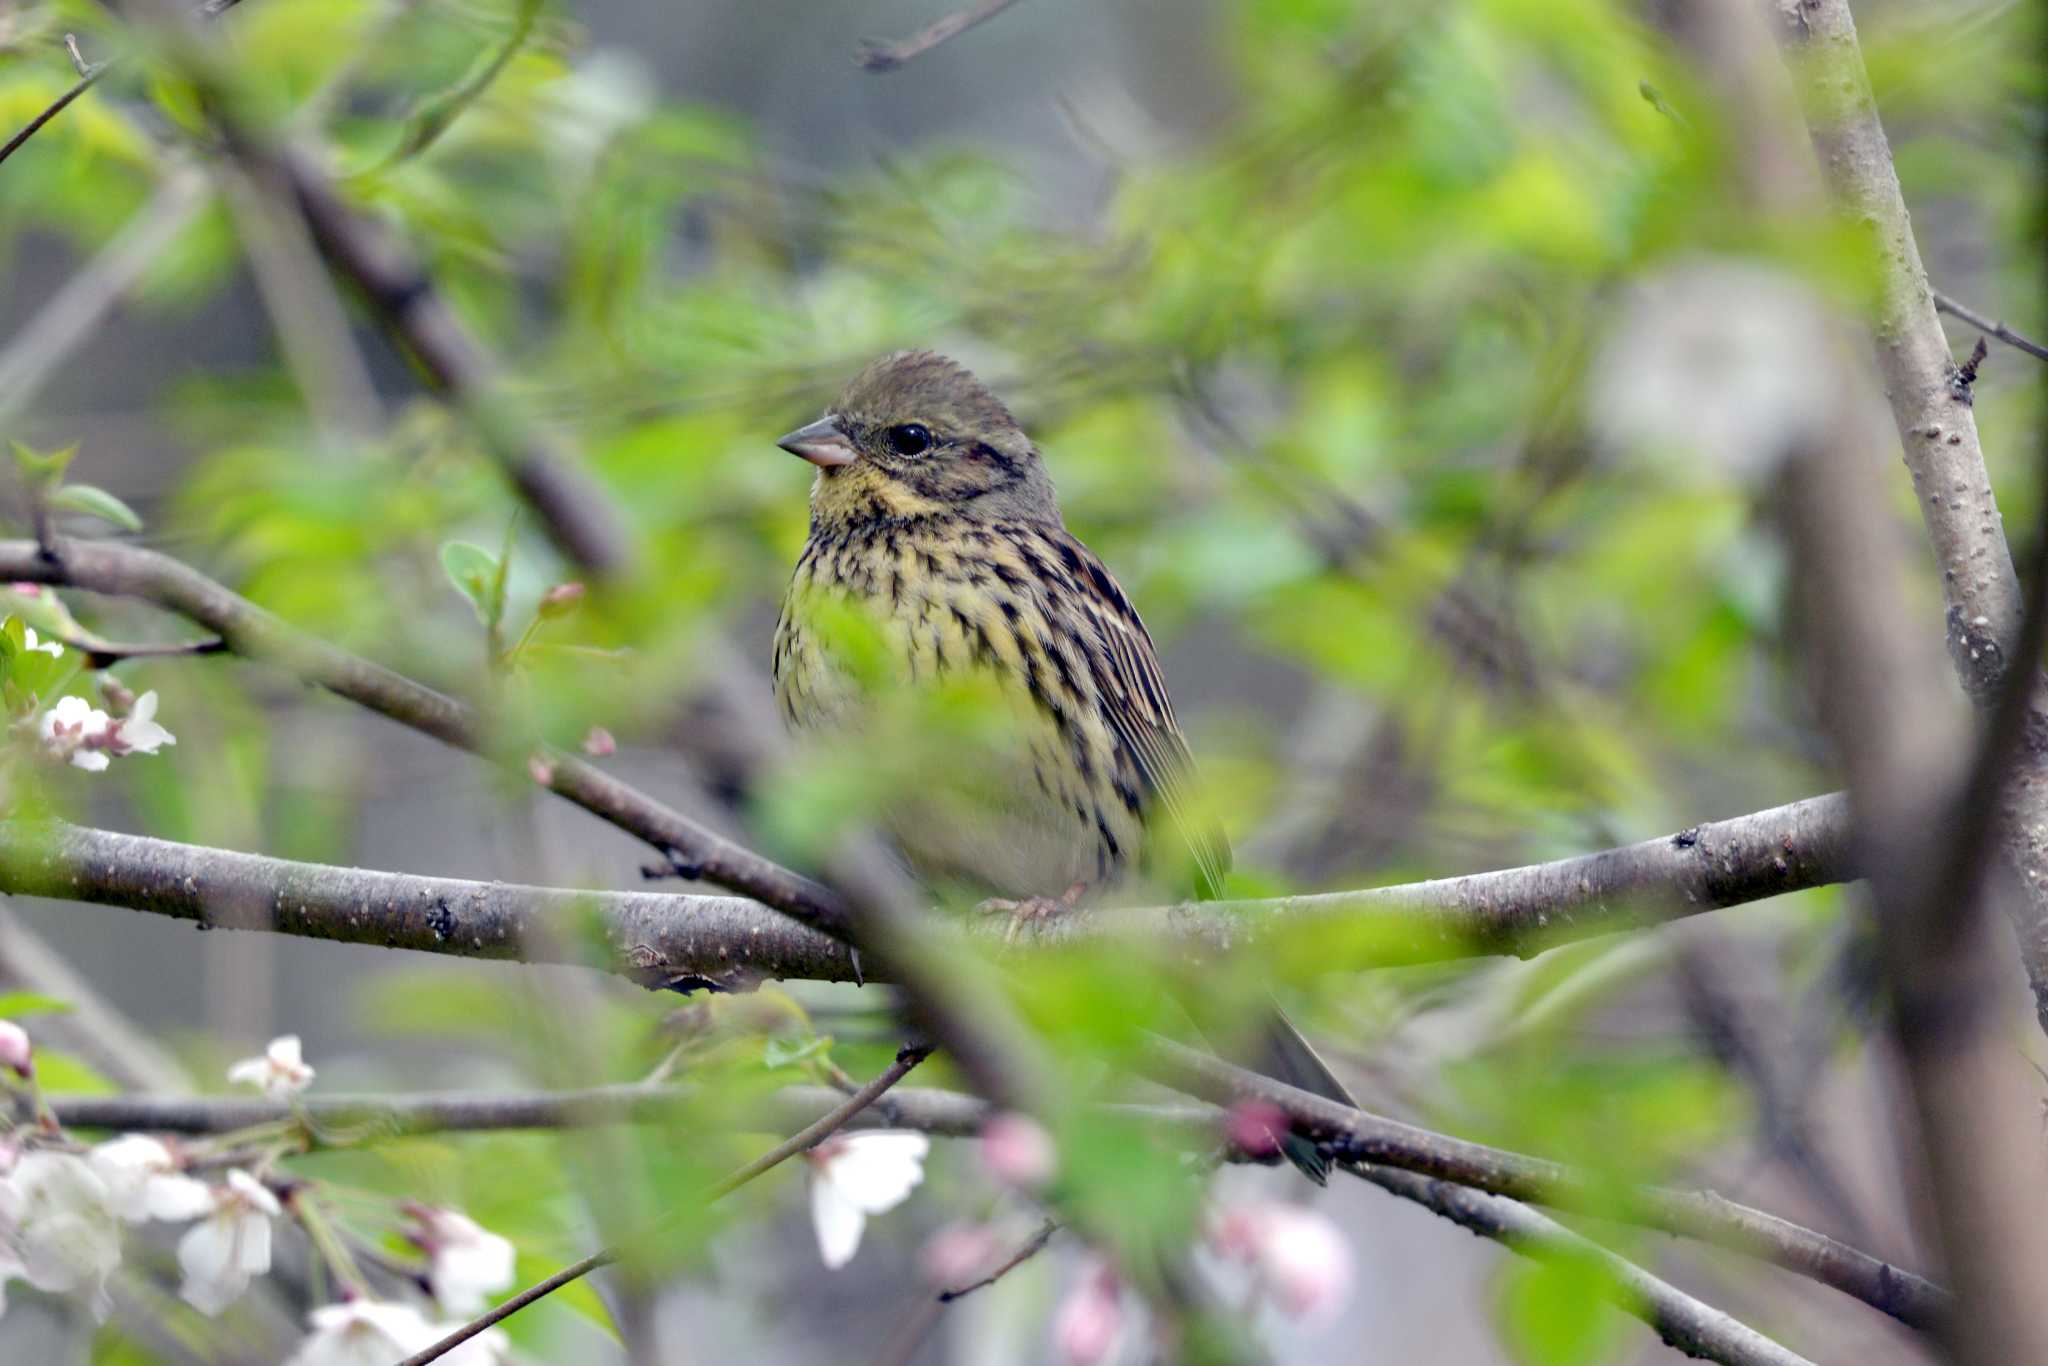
[[1051, 1258, 1125, 1365], [979, 1112, 1056, 1191], [1223, 1101, 1290, 1159], [1209, 1201, 1353, 1322], [581, 726, 616, 758], [0, 1019, 31, 1079], [526, 755, 556, 787], [919, 1222, 1003, 1288]]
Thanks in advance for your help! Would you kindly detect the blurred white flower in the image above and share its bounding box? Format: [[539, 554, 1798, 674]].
[[39, 695, 111, 771], [286, 1299, 507, 1366], [1052, 1257, 1127, 1365], [407, 1206, 516, 1314], [3, 1151, 122, 1318], [88, 1136, 212, 1224], [1589, 259, 1843, 483], [20, 628, 61, 658], [979, 1112, 1056, 1191], [107, 691, 175, 757], [1208, 1200, 1353, 1323], [806, 1131, 928, 1268], [178, 1169, 280, 1315], [0, 1019, 31, 1079], [227, 1035, 314, 1098]]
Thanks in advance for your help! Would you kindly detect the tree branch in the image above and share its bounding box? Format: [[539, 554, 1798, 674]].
[[46, 1065, 1945, 1344], [1355, 1164, 1817, 1366], [0, 788, 1854, 994], [394, 1047, 931, 1366], [855, 0, 1026, 71], [0, 537, 857, 945], [1933, 290, 2048, 365], [1781, 0, 2048, 1035], [1144, 1038, 1950, 1333]]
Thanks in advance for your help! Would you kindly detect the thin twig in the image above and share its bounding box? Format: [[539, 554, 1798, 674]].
[[371, 0, 541, 168], [394, 1048, 931, 1366], [1356, 1165, 1816, 1366], [0, 67, 106, 169], [1144, 1038, 1951, 1332], [939, 1218, 1058, 1302], [59, 634, 227, 668], [856, 0, 1026, 71], [1933, 290, 2048, 364]]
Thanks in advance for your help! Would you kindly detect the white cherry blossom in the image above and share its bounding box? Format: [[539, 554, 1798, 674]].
[[20, 628, 62, 658], [88, 1136, 212, 1224], [108, 691, 175, 756], [0, 1019, 31, 1078], [806, 1131, 928, 1268], [1208, 1200, 1353, 1323], [38, 695, 111, 771], [406, 1206, 516, 1314], [3, 1151, 122, 1318], [226, 1034, 315, 1098], [286, 1299, 507, 1366], [177, 1169, 280, 1315]]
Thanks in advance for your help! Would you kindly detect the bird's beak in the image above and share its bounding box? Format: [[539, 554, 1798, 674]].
[[776, 417, 858, 469]]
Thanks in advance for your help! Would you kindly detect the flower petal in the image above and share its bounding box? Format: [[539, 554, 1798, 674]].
[[810, 1176, 867, 1269]]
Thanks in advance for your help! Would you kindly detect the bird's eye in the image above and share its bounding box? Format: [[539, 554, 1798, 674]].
[[886, 423, 933, 456]]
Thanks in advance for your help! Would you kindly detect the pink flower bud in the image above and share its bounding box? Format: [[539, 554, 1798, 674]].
[[1224, 1101, 1290, 1159], [920, 1222, 1001, 1288], [0, 1018, 31, 1078], [527, 755, 556, 787], [980, 1112, 1057, 1191], [581, 726, 616, 758], [538, 582, 586, 617], [1051, 1260, 1124, 1365]]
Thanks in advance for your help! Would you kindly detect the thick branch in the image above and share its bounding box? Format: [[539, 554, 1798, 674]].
[[1145, 1039, 1950, 1333], [1782, 0, 2048, 1034], [0, 793, 1852, 992], [0, 537, 857, 944], [1355, 1165, 1816, 1366]]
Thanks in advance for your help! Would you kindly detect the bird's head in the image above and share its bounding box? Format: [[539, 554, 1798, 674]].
[[777, 351, 1060, 529]]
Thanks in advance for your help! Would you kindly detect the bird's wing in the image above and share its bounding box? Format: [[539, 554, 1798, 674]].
[[1047, 528, 1233, 898]]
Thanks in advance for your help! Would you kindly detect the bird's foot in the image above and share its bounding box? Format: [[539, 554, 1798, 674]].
[[977, 882, 1088, 945]]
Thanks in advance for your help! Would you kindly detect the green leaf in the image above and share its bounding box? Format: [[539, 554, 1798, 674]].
[[762, 1036, 829, 1070], [440, 541, 502, 627], [1497, 1253, 1631, 1366], [10, 441, 77, 486], [0, 991, 73, 1019], [47, 483, 143, 533]]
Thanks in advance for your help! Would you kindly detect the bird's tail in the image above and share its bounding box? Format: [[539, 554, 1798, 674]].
[[1251, 1003, 1355, 1185]]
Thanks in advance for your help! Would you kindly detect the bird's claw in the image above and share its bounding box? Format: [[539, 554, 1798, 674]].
[[976, 882, 1088, 945]]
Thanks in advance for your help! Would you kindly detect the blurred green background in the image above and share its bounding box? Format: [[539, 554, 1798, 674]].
[[0, 0, 2041, 1360]]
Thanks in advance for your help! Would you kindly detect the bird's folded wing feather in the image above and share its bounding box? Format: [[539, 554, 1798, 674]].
[[1050, 529, 1233, 897]]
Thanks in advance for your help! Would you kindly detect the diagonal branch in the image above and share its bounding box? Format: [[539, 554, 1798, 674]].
[[394, 1046, 931, 1366], [855, 0, 1026, 71], [1144, 1038, 1950, 1333], [1933, 291, 2048, 365], [0, 537, 856, 944], [1356, 1164, 1816, 1366]]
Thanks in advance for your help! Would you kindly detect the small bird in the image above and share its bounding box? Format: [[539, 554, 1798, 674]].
[[771, 350, 1349, 1176]]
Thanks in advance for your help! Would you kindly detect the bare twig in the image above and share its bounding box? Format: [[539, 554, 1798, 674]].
[[856, 0, 1026, 71], [1144, 1038, 1950, 1332], [59, 634, 227, 668], [0, 67, 107, 169], [394, 1047, 931, 1366], [939, 1218, 1059, 1302], [372, 0, 541, 167], [1355, 1165, 1816, 1366], [1934, 290, 2048, 364]]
